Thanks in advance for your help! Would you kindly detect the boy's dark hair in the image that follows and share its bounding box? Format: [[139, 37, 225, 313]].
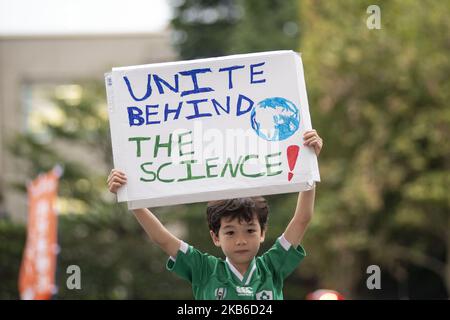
[[207, 197, 269, 236]]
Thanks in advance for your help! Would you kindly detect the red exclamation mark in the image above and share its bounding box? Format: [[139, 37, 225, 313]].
[[287, 145, 300, 181]]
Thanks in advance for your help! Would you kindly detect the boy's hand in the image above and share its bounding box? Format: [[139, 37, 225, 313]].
[[107, 169, 127, 194], [303, 129, 323, 156]]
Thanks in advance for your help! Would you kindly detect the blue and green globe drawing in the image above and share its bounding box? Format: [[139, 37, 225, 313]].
[[250, 97, 300, 141]]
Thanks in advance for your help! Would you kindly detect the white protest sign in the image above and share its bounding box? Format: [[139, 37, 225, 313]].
[[105, 50, 320, 209]]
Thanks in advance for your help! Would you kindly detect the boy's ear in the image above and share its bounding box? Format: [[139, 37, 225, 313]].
[[210, 230, 221, 247]]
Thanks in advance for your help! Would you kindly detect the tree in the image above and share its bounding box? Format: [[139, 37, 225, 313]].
[[229, 0, 300, 54], [170, 0, 300, 59], [170, 0, 240, 59], [299, 0, 450, 298]]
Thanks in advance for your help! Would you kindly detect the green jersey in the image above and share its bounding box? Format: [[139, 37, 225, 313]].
[[166, 234, 306, 300]]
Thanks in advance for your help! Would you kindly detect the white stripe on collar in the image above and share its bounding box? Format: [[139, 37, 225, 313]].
[[245, 263, 257, 285], [226, 257, 244, 282], [279, 234, 292, 251], [169, 241, 189, 262], [226, 257, 256, 284]]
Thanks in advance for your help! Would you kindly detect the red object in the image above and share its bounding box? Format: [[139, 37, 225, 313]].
[[288, 172, 294, 181], [287, 145, 300, 181], [18, 168, 60, 300], [306, 289, 345, 300]]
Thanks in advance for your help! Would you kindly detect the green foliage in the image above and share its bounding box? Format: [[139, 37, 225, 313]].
[[300, 0, 450, 298], [0, 210, 193, 299], [170, 0, 299, 59], [171, 0, 240, 59], [57, 208, 193, 299], [0, 220, 26, 299], [229, 0, 300, 54]]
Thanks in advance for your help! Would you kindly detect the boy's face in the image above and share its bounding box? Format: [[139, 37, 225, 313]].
[[210, 214, 265, 266]]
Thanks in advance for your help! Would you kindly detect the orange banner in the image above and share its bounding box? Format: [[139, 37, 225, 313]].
[[19, 168, 60, 300]]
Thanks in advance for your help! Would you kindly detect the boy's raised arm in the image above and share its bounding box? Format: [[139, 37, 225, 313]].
[[283, 130, 323, 247], [107, 169, 181, 257], [283, 188, 315, 248], [132, 208, 182, 257]]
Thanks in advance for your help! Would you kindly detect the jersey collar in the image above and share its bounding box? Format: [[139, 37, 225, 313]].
[[225, 257, 257, 285]]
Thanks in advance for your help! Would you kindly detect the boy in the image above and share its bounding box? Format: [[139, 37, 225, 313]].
[[108, 130, 323, 300]]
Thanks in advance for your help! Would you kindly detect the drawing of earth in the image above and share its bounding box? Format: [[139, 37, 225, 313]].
[[250, 97, 300, 141]]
